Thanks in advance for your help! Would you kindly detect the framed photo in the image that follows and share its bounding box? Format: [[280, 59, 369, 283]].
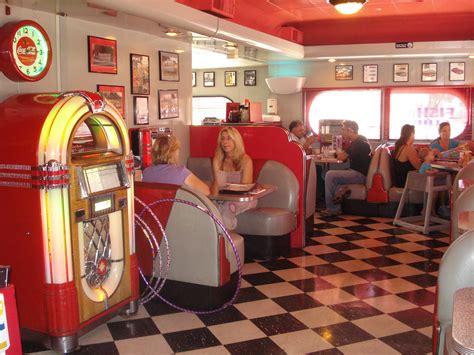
[[225, 71, 237, 87], [158, 90, 179, 119], [97, 85, 125, 116], [335, 65, 353, 80], [133, 96, 149, 125], [449, 62, 465, 81], [88, 36, 117, 74], [363, 64, 378, 83], [192, 72, 196, 87], [130, 53, 150, 95], [393, 63, 409, 82], [421, 63, 437, 82], [203, 71, 215, 87], [244, 70, 256, 86], [159, 51, 179, 81]]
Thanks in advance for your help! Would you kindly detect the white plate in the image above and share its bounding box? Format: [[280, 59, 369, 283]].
[[223, 183, 255, 192]]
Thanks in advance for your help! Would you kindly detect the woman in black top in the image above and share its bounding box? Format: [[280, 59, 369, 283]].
[[393, 124, 421, 187]]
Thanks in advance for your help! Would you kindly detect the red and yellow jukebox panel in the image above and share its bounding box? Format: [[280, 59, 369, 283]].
[[0, 91, 137, 352]]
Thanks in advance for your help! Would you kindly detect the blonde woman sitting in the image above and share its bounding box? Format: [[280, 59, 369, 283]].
[[143, 135, 210, 196], [211, 127, 256, 230]]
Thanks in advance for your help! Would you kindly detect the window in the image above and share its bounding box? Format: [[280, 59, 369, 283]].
[[192, 96, 233, 125], [388, 89, 469, 140], [308, 89, 382, 139]]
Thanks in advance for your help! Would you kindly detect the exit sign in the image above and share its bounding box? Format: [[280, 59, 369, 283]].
[[395, 42, 414, 49]]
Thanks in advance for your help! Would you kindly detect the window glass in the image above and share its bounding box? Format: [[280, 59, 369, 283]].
[[389, 91, 468, 140], [192, 96, 232, 125], [308, 89, 382, 139]]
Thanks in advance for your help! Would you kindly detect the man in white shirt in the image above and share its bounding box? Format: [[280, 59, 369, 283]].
[[289, 120, 316, 154]]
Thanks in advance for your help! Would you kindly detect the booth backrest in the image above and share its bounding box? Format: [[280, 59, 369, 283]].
[[306, 159, 317, 218], [436, 230, 474, 354], [256, 160, 299, 213], [187, 157, 213, 182], [378, 148, 394, 190], [452, 163, 474, 204], [365, 147, 381, 189], [451, 186, 474, 243]]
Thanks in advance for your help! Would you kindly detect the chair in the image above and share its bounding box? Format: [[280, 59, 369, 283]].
[[451, 186, 474, 243], [433, 230, 474, 355], [394, 171, 451, 234]]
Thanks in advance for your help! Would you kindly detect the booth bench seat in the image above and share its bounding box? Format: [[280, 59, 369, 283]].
[[187, 158, 298, 260], [134, 182, 244, 310]]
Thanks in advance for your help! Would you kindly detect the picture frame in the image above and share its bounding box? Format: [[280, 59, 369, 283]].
[[225, 71, 237, 87], [335, 65, 353, 81], [393, 63, 409, 82], [159, 51, 179, 81], [88, 36, 117, 74], [244, 70, 256, 86], [449, 62, 465, 81], [421, 63, 437, 82], [158, 90, 179, 119], [363, 64, 378, 83], [133, 96, 149, 125], [130, 53, 150, 95], [192, 72, 196, 87], [97, 84, 125, 116], [203, 71, 215, 87]]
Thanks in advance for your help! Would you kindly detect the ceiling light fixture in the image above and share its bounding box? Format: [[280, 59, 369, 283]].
[[328, 0, 367, 15], [165, 29, 181, 37], [328, 58, 336, 62], [223, 43, 238, 50]]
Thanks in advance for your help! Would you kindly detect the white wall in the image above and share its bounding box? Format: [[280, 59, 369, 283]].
[[0, 5, 192, 163]]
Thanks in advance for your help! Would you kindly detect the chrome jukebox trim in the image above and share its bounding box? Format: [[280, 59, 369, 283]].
[[118, 160, 130, 188], [0, 160, 70, 189], [62, 91, 106, 113]]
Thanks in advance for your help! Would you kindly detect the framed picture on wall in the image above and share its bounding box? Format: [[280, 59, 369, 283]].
[[244, 70, 256, 86], [421, 63, 437, 82], [88, 36, 117, 74], [159, 51, 179, 81], [133, 96, 149, 125], [158, 90, 179, 119], [130, 53, 150, 95], [335, 65, 353, 80], [192, 72, 196, 87], [393, 63, 409, 82], [225, 71, 237, 87], [203, 71, 215, 87], [449, 62, 465, 81], [97, 85, 125, 116], [363, 64, 378, 83]]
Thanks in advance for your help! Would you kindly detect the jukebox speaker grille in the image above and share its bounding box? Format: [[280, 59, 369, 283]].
[[83, 216, 112, 288]]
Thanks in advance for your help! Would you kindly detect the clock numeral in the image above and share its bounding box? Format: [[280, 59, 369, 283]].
[[33, 66, 37, 72], [23, 27, 28, 34], [18, 65, 23, 69], [39, 60, 42, 65], [37, 39, 41, 45], [16, 30, 21, 37], [26, 68, 30, 75], [39, 49, 43, 55], [13, 37, 17, 43]]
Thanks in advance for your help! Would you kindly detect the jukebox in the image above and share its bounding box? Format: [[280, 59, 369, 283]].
[[0, 91, 138, 352]]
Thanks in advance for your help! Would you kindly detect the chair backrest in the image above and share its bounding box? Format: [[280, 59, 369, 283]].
[[437, 230, 474, 328], [306, 159, 317, 218], [452, 163, 474, 203], [187, 157, 213, 182], [451, 186, 474, 243], [256, 160, 299, 213], [378, 147, 394, 190]]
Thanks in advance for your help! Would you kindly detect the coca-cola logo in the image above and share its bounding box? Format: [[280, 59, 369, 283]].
[[16, 37, 37, 66]]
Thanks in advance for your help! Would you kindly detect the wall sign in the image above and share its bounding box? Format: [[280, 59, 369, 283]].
[[0, 20, 52, 82]]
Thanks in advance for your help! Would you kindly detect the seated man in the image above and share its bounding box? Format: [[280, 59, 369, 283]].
[[288, 120, 316, 154], [321, 120, 372, 217]]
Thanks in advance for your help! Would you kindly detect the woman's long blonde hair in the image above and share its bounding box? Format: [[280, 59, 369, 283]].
[[151, 135, 179, 165], [214, 127, 246, 170]]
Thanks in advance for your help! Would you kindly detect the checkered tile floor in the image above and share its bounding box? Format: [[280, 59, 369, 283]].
[[25, 212, 448, 354]]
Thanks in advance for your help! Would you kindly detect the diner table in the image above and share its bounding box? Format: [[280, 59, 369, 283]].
[[432, 160, 462, 172], [209, 183, 277, 202]]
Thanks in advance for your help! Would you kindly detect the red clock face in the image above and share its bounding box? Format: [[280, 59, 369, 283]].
[[0, 20, 52, 82]]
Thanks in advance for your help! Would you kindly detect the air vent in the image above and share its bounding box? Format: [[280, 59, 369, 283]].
[[280, 26, 303, 44], [193, 0, 235, 18]]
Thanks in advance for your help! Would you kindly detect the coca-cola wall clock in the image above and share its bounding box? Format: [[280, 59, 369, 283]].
[[0, 20, 52, 82]]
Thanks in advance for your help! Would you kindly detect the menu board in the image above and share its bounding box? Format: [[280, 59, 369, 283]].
[[84, 164, 121, 194]]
